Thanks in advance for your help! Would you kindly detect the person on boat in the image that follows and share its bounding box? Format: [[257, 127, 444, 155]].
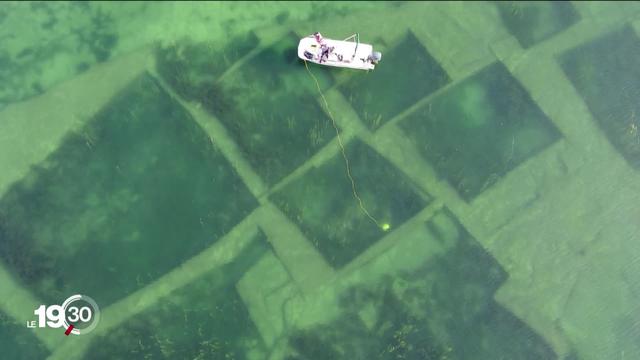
[[313, 32, 325, 45], [319, 44, 330, 63], [319, 44, 336, 63]]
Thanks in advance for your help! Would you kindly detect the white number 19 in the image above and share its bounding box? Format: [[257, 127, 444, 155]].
[[33, 305, 66, 328]]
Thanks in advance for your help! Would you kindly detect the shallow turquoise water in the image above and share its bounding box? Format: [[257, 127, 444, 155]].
[[1, 2, 639, 360]]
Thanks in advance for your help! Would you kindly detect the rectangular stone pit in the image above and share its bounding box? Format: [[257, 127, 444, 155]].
[[496, 1, 580, 49], [0, 73, 258, 307], [399, 61, 562, 202], [559, 25, 640, 170], [270, 139, 430, 269]]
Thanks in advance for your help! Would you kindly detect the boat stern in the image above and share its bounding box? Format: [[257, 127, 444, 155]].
[[298, 37, 319, 61]]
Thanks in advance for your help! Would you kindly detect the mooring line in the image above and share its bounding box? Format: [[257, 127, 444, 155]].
[[303, 60, 383, 229]]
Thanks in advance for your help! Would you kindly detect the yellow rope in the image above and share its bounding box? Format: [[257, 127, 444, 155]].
[[303, 60, 382, 229]]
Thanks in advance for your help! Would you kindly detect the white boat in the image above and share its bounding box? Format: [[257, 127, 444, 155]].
[[298, 33, 382, 71]]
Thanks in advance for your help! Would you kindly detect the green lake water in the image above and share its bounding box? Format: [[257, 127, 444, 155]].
[[1, 2, 640, 360]]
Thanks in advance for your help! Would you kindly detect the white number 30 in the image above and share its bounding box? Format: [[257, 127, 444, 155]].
[[68, 306, 92, 322]]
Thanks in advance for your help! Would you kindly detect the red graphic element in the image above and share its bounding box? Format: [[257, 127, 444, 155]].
[[64, 325, 74, 336]]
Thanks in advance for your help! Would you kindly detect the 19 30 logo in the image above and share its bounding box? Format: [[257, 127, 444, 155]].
[[27, 294, 100, 336]]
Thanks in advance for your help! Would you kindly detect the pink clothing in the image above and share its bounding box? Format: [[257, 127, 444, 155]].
[[314, 32, 325, 45]]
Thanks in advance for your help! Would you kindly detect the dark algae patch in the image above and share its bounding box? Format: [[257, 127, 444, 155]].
[[0, 311, 50, 360], [496, 1, 579, 48], [0, 3, 122, 108], [75, 8, 118, 62], [275, 10, 290, 25], [286, 210, 556, 359], [270, 139, 429, 268], [560, 26, 640, 169], [339, 31, 450, 130], [400, 62, 561, 201], [0, 73, 257, 307]]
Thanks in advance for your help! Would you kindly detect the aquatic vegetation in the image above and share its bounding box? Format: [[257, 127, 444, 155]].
[[496, 1, 579, 48], [270, 139, 429, 268], [74, 7, 118, 62], [400, 62, 561, 201], [89, 31, 118, 63], [285, 210, 555, 359], [0, 223, 57, 286], [560, 26, 640, 169], [0, 3, 122, 108], [339, 31, 450, 130], [87, 233, 269, 359], [0, 311, 49, 359], [0, 73, 258, 306], [155, 32, 258, 110], [208, 33, 337, 185], [288, 287, 444, 360]]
